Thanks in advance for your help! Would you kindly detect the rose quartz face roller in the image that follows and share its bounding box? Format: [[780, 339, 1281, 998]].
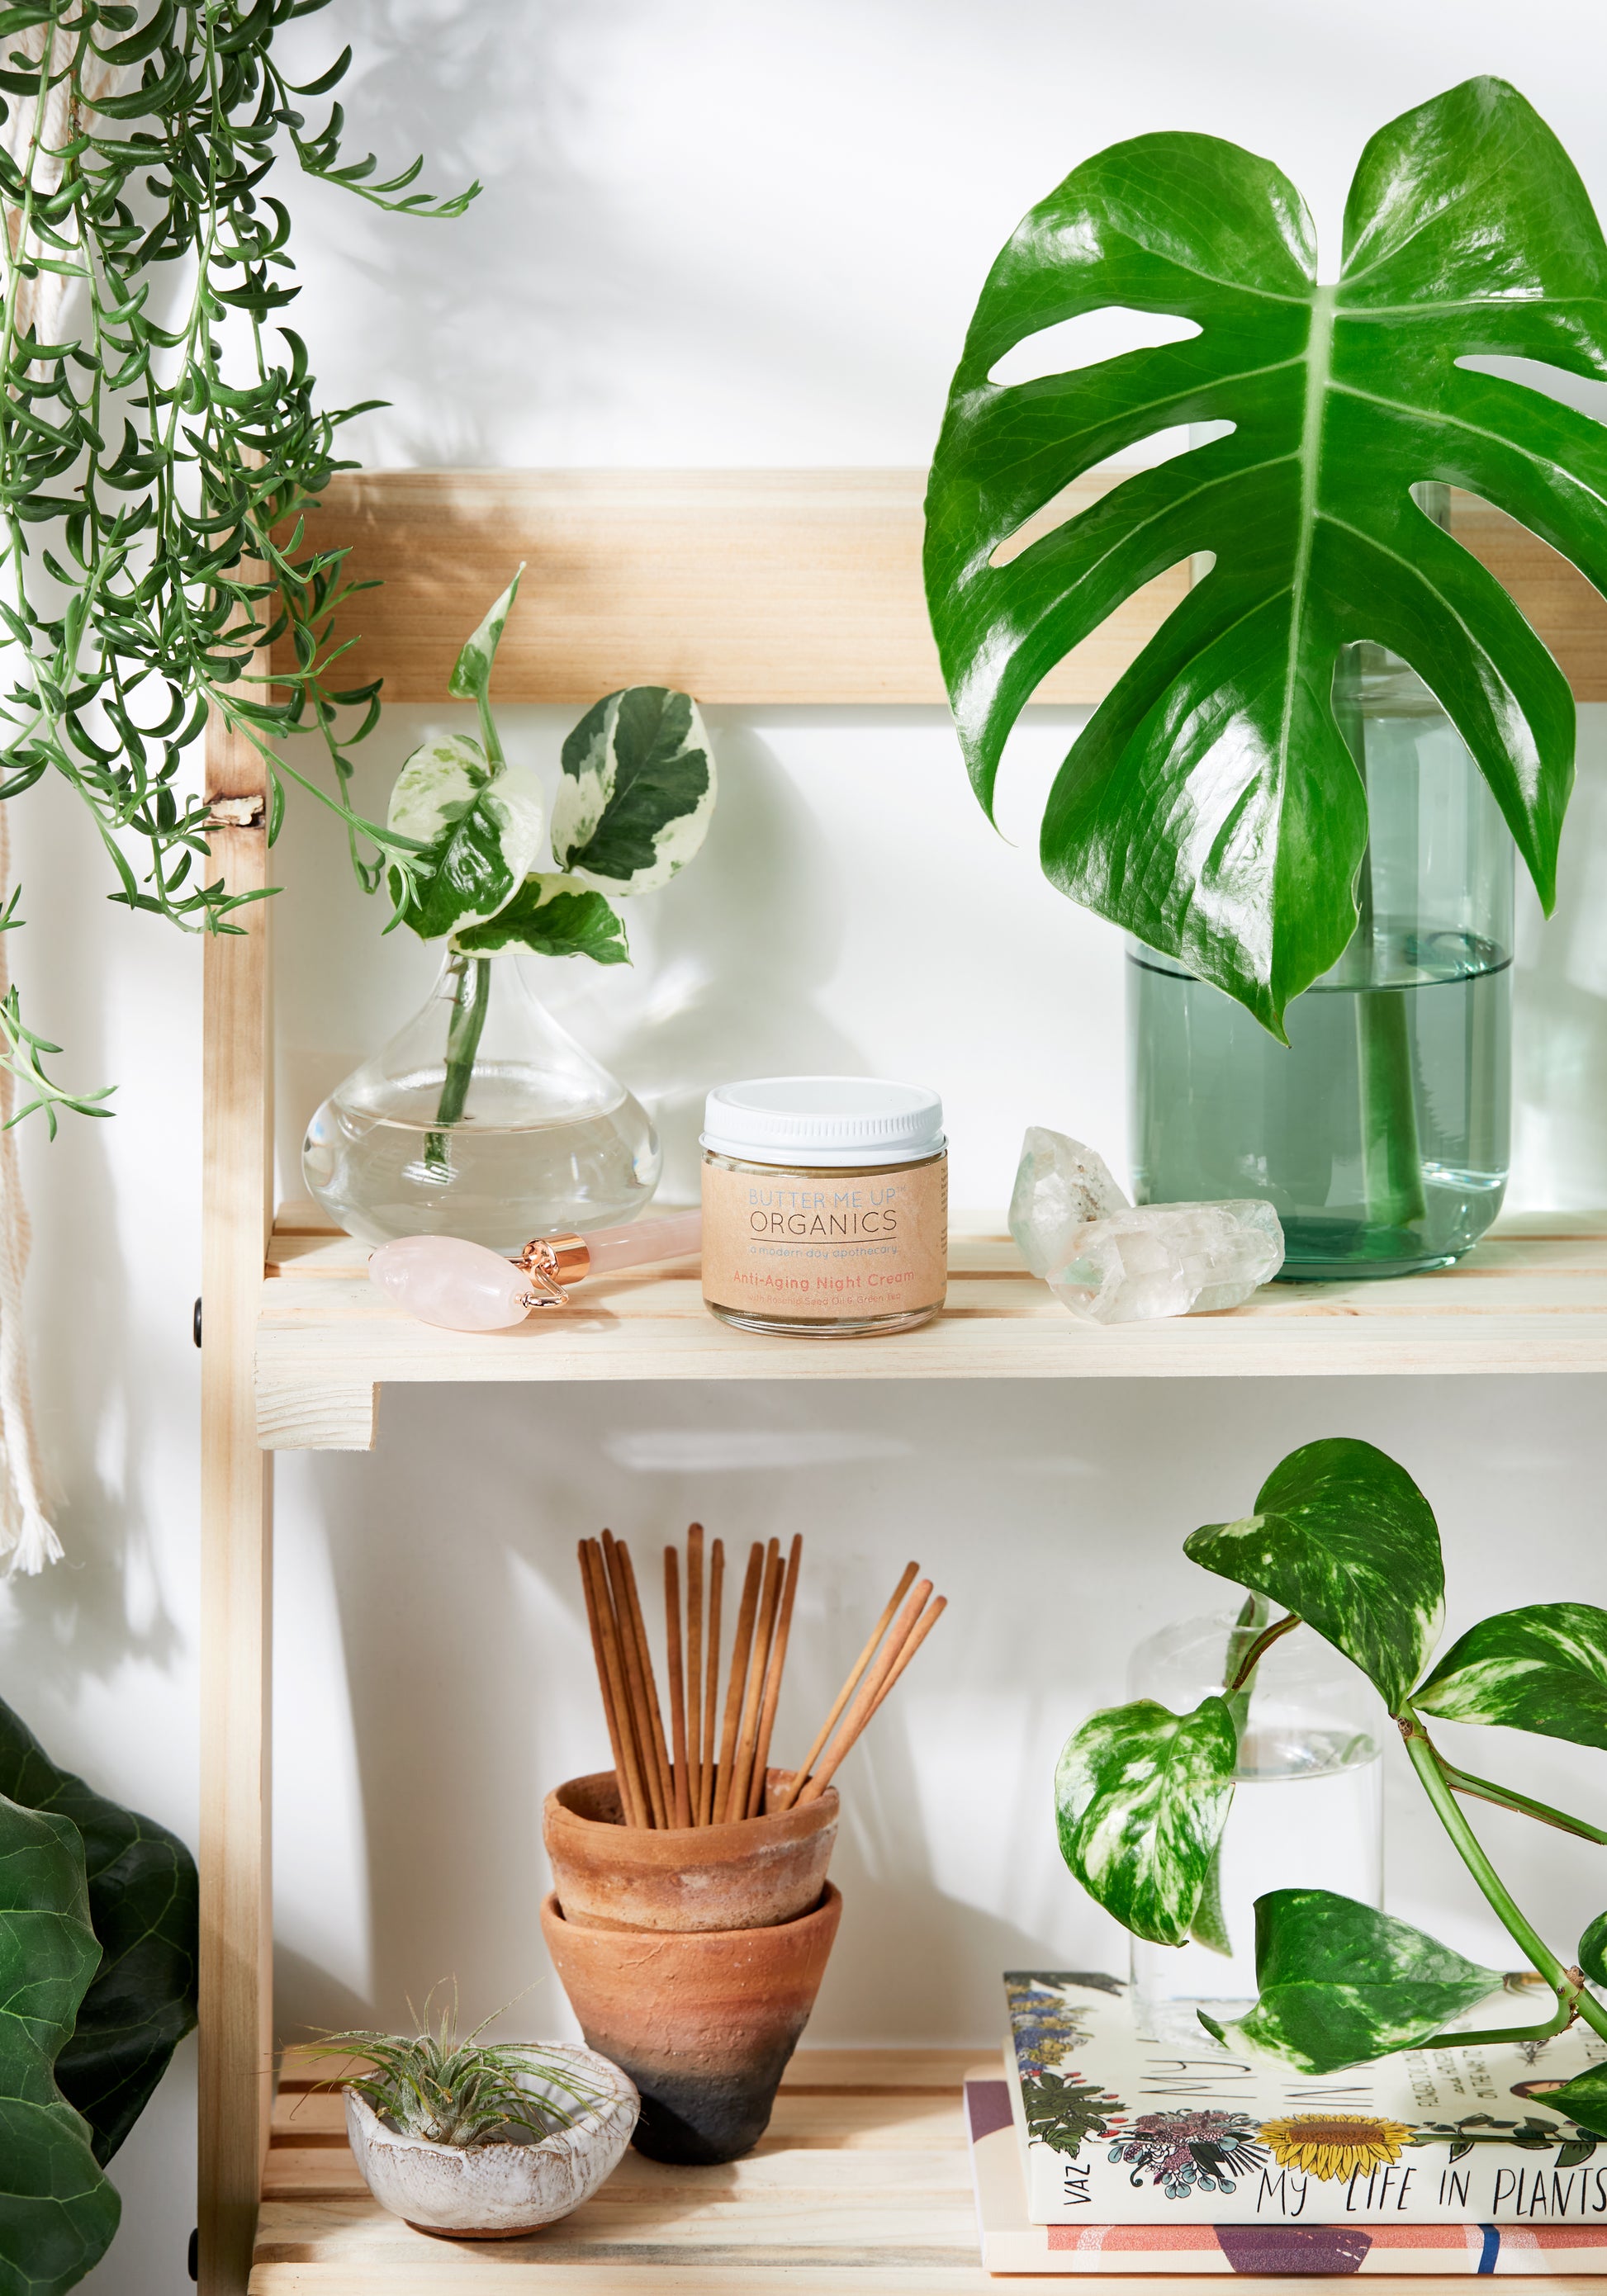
[[367, 1211, 704, 1332]]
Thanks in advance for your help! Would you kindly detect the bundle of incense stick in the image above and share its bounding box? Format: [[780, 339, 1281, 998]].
[[576, 1529, 945, 1830]]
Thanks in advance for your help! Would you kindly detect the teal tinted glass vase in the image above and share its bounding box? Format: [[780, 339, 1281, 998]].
[[1128, 643, 1515, 1281]]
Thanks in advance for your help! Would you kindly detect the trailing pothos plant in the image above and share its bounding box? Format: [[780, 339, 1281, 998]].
[[0, 1692, 198, 2294], [0, 0, 473, 1126], [924, 76, 1607, 1041], [383, 570, 715, 1157], [1055, 1437, 1607, 2135]]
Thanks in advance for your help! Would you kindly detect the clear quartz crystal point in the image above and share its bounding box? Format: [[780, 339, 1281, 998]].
[[1010, 1127, 1284, 1323], [302, 951, 661, 1252]]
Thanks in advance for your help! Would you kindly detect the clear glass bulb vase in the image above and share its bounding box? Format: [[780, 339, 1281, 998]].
[[1126, 1610, 1385, 2045], [1129, 641, 1515, 1281], [302, 952, 661, 1252]]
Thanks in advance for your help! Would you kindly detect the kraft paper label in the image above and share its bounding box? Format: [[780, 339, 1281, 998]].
[[701, 1157, 948, 1324]]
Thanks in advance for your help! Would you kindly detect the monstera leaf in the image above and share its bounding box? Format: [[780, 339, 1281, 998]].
[[1055, 1697, 1236, 1946], [925, 76, 1607, 1032], [1415, 1603, 1607, 1749], [1185, 1438, 1443, 1716], [1202, 1890, 1505, 2073], [0, 1696, 197, 2164], [552, 687, 716, 895], [0, 1792, 121, 2294]]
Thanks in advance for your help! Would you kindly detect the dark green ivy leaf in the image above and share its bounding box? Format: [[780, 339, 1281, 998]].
[[1055, 1696, 1236, 1947], [1184, 1437, 1444, 1715], [924, 77, 1607, 1033], [0, 1694, 197, 2164], [1415, 1603, 1607, 1749], [453, 874, 630, 964], [1202, 1888, 1505, 2073]]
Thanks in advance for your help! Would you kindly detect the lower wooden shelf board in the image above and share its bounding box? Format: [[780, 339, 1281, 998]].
[[255, 1205, 1607, 1450], [258, 2047, 1607, 2292]]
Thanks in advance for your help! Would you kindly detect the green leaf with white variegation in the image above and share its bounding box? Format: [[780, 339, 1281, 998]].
[[1184, 1438, 1444, 1716], [1201, 1889, 1505, 2073], [552, 687, 716, 894], [454, 875, 631, 964], [1190, 1834, 1233, 1957], [447, 567, 524, 735], [385, 736, 545, 941], [1581, 1913, 1607, 1989], [1547, 2063, 1607, 2141], [1055, 1697, 1236, 1948], [1415, 1604, 1607, 1749]]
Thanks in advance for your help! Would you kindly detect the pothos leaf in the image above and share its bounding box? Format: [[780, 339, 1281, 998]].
[[1054, 1697, 1235, 1948], [923, 76, 1605, 1034], [1415, 1603, 1607, 1749], [1550, 2064, 1607, 2142], [446, 566, 524, 711], [552, 687, 716, 894], [0, 1695, 197, 2165], [0, 1793, 121, 2294], [453, 874, 630, 964], [1184, 1437, 1444, 1716], [1581, 1912, 1607, 1989], [386, 736, 544, 940], [1190, 1833, 1233, 1958], [1202, 1888, 1505, 2074]]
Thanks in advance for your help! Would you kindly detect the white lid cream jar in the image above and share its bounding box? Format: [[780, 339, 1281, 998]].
[[700, 1077, 947, 1337]]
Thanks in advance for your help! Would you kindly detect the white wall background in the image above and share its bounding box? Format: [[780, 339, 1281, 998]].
[[5, 2, 1607, 2286]]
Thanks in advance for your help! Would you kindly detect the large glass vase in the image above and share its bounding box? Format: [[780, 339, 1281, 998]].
[[1129, 643, 1515, 1281]]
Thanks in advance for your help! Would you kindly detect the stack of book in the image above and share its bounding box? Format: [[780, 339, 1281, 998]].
[[966, 1971, 1607, 2275]]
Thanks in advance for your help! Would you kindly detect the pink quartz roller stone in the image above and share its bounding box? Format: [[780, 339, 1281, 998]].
[[368, 1210, 703, 1332]]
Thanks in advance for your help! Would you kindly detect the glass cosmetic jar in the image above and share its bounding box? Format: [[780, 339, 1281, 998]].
[[700, 1077, 947, 1337]]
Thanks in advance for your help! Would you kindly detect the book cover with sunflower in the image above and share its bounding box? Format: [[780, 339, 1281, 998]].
[[1004, 1973, 1607, 2227]]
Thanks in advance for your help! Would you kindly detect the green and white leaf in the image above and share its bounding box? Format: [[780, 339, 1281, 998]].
[[1184, 1437, 1444, 1716], [1202, 1889, 1505, 2074], [1581, 1911, 1607, 1990], [1415, 1603, 1607, 1749], [0, 1792, 121, 2294], [923, 76, 1607, 1034], [447, 566, 524, 715], [1550, 2063, 1607, 2141], [552, 687, 716, 894], [386, 736, 545, 941], [454, 875, 631, 964], [1055, 1697, 1236, 1948]]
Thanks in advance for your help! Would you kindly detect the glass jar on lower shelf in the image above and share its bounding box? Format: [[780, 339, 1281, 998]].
[[1128, 644, 1515, 1281]]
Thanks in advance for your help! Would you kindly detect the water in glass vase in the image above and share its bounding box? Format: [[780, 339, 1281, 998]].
[[1128, 642, 1515, 1281], [302, 953, 661, 1252]]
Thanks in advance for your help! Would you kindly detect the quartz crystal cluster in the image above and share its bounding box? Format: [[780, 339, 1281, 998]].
[[1008, 1128, 1284, 1325]]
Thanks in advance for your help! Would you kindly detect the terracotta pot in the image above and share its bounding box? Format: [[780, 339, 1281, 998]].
[[343, 2043, 637, 2237], [541, 1882, 841, 2165], [543, 1768, 837, 1933]]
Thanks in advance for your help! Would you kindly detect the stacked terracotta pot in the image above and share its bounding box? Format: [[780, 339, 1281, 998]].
[[540, 1768, 840, 2164]]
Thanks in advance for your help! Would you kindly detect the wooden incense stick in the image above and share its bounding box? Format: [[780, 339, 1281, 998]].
[[747, 1531, 803, 1817], [796, 1577, 932, 1806], [617, 1540, 676, 1825], [686, 1522, 704, 1825], [867, 1593, 946, 1719], [728, 1539, 782, 1824], [665, 1545, 692, 1827], [579, 1539, 638, 1825], [713, 1541, 764, 1823], [774, 1560, 919, 1812], [698, 1538, 723, 1825], [602, 1531, 667, 1827], [581, 1539, 650, 1827]]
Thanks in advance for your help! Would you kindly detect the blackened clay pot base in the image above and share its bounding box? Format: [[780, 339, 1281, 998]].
[[539, 1883, 842, 2165]]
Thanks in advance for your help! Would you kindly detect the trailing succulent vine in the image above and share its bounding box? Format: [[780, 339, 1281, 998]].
[[0, 0, 474, 1125]]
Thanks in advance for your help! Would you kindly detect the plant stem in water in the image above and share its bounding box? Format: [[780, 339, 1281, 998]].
[[425, 954, 492, 1174]]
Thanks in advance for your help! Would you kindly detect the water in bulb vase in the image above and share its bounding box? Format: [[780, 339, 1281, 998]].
[[302, 952, 661, 1252], [1130, 641, 1515, 1281]]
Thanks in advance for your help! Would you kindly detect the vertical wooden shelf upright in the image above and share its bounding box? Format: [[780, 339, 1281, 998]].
[[196, 471, 1607, 2294]]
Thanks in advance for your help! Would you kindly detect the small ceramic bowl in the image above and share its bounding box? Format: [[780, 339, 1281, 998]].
[[344, 2042, 638, 2239]]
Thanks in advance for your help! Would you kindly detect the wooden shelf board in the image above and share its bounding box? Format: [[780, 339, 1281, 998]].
[[270, 471, 1607, 708], [257, 2048, 1603, 2293], [257, 1205, 1607, 1451]]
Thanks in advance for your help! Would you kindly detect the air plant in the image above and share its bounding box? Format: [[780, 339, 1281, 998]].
[[307, 1988, 606, 2149]]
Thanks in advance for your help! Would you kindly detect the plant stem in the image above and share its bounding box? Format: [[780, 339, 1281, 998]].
[[424, 954, 491, 1173], [1401, 1711, 1607, 2048], [1441, 1759, 1607, 1845], [1226, 1611, 1300, 1695]]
